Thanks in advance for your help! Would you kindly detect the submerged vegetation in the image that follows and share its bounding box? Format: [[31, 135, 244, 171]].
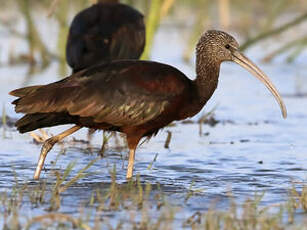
[[1, 161, 307, 229]]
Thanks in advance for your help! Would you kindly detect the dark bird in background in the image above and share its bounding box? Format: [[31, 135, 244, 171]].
[[10, 30, 287, 180], [66, 0, 145, 73]]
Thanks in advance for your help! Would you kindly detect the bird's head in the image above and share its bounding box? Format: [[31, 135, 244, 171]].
[[197, 30, 239, 63], [196, 30, 287, 119]]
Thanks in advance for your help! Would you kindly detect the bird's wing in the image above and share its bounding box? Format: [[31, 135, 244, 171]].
[[109, 18, 145, 60], [11, 61, 188, 127]]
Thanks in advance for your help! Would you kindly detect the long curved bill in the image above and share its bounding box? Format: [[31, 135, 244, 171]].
[[232, 50, 287, 119]]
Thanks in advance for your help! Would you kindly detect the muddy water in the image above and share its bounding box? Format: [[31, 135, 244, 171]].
[[0, 24, 307, 227]]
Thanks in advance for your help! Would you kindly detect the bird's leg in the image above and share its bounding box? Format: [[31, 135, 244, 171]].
[[114, 132, 120, 147], [126, 135, 142, 180], [34, 125, 81, 180], [100, 131, 107, 154], [87, 128, 95, 143], [126, 148, 136, 179]]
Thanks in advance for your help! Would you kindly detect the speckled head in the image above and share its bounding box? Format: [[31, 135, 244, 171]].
[[196, 30, 239, 64], [196, 30, 287, 119]]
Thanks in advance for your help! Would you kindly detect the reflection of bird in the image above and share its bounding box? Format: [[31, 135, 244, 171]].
[[66, 0, 145, 73], [10, 30, 287, 180]]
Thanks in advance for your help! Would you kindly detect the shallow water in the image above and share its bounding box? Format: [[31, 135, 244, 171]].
[[0, 23, 307, 228]]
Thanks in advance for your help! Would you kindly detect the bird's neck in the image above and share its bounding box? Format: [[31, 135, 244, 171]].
[[193, 56, 220, 106], [176, 56, 221, 120]]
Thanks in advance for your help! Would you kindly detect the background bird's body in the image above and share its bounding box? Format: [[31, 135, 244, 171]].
[[66, 2, 145, 73]]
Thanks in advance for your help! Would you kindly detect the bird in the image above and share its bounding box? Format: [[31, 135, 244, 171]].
[[10, 30, 287, 180], [66, 0, 145, 73]]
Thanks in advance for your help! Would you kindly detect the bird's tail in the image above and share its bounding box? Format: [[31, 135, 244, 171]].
[[16, 113, 76, 133], [9, 85, 43, 97], [10, 83, 80, 133]]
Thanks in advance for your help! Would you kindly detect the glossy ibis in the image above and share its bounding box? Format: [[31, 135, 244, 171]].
[[10, 30, 287, 180], [66, 0, 145, 73]]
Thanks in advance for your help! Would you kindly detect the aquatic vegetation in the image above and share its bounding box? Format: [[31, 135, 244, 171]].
[[0, 165, 306, 229]]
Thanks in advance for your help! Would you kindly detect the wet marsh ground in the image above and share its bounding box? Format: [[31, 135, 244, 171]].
[[1, 3, 307, 230]]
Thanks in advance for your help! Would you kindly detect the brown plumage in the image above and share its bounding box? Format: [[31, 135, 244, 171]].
[[66, 1, 145, 73], [10, 30, 287, 180], [12, 61, 189, 133]]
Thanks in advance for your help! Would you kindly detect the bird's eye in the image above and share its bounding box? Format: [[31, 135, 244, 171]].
[[225, 44, 230, 49]]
